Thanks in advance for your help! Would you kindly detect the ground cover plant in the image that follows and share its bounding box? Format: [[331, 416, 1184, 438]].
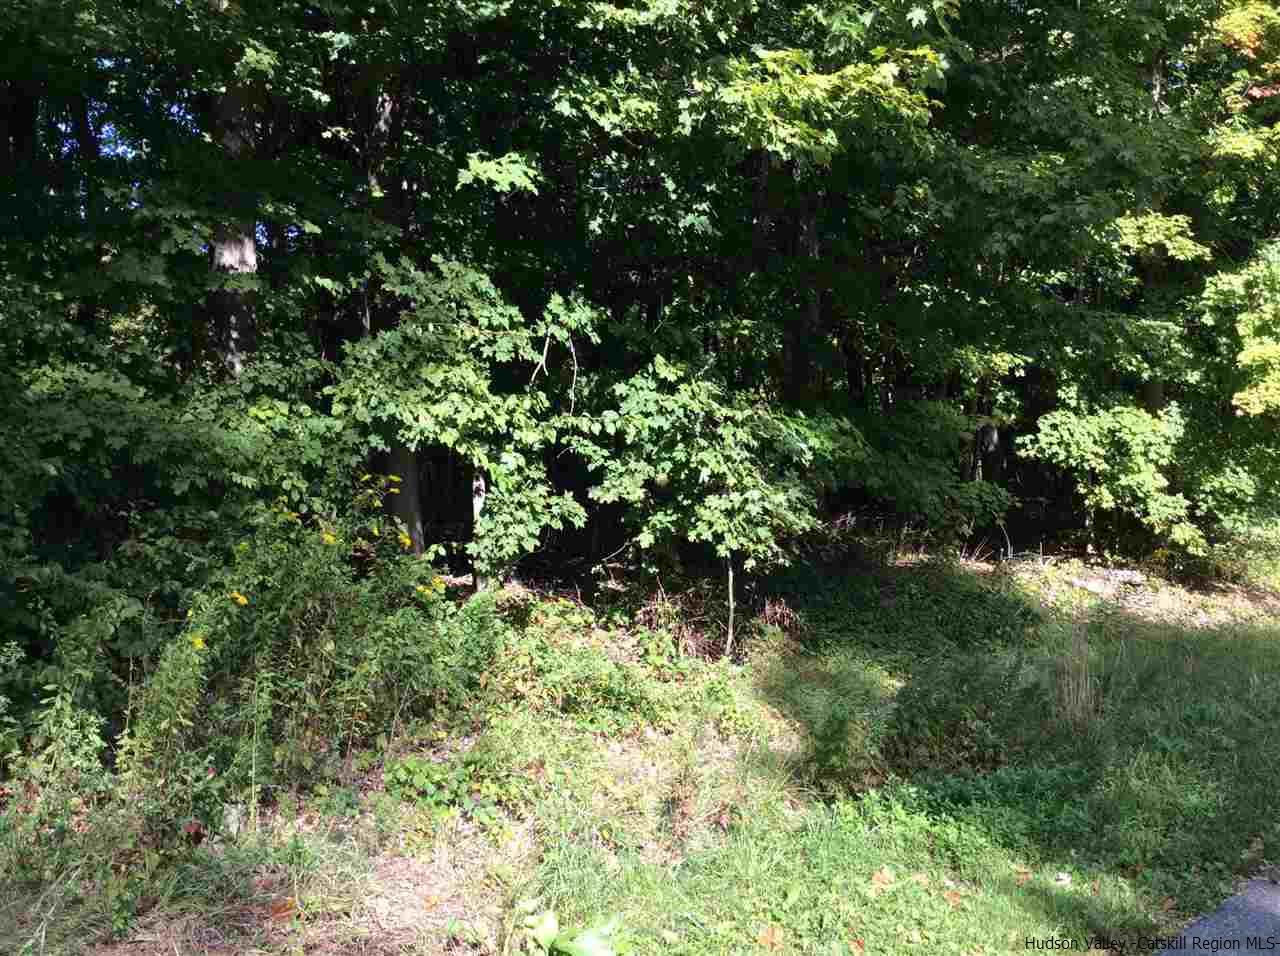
[[4, 551, 1280, 955]]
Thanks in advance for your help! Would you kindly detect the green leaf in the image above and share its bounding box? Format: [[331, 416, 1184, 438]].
[[552, 917, 621, 956], [526, 911, 560, 950]]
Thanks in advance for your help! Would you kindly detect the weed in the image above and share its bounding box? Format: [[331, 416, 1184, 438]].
[[1053, 623, 1099, 730], [385, 751, 523, 832], [8, 547, 1280, 954], [515, 901, 635, 956]]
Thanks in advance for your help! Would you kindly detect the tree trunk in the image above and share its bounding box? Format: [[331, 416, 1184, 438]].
[[472, 472, 488, 591], [206, 67, 257, 376], [363, 71, 427, 555], [388, 442, 425, 553], [842, 322, 867, 405], [1, 80, 40, 219], [784, 206, 819, 406], [751, 152, 778, 270], [71, 93, 103, 332], [1141, 379, 1165, 413], [2, 81, 38, 174]]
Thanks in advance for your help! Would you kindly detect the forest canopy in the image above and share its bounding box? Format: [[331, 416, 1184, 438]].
[[3, 0, 1280, 775]]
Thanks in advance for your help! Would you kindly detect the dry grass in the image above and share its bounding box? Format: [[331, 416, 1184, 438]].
[[71, 796, 538, 956], [1054, 623, 1098, 729]]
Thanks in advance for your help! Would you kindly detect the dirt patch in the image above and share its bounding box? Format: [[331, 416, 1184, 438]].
[[86, 813, 535, 956]]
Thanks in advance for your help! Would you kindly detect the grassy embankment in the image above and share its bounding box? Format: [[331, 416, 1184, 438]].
[[6, 555, 1280, 956]]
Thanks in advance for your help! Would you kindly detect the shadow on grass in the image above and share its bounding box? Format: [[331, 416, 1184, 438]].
[[750, 556, 1280, 928]]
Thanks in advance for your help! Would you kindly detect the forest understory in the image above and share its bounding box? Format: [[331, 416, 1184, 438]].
[[8, 547, 1280, 956], [6, 0, 1280, 952]]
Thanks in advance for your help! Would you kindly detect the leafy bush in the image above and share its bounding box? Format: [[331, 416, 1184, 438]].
[[96, 479, 512, 848], [565, 357, 866, 570], [491, 634, 667, 734], [849, 401, 1014, 542], [1023, 403, 1198, 552], [478, 597, 671, 734], [891, 765, 1097, 854]]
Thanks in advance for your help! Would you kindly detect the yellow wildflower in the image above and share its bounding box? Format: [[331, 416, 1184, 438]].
[[415, 584, 431, 596], [322, 531, 337, 545], [190, 634, 206, 651], [230, 590, 249, 606], [432, 575, 446, 592], [398, 531, 413, 550]]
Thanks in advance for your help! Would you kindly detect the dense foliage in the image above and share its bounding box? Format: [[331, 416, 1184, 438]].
[[3, 0, 1280, 866]]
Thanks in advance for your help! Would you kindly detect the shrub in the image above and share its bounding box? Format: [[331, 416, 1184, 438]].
[[105, 479, 513, 848]]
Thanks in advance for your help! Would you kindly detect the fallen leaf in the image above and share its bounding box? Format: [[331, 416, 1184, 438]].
[[851, 939, 866, 953], [181, 819, 205, 845], [758, 924, 785, 950], [269, 897, 297, 921], [1091, 880, 1100, 896], [870, 867, 896, 894], [943, 890, 963, 908]]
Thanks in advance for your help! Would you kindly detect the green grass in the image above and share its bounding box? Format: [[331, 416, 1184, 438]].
[[533, 790, 1156, 956], [5, 556, 1280, 954], [512, 560, 1280, 954]]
